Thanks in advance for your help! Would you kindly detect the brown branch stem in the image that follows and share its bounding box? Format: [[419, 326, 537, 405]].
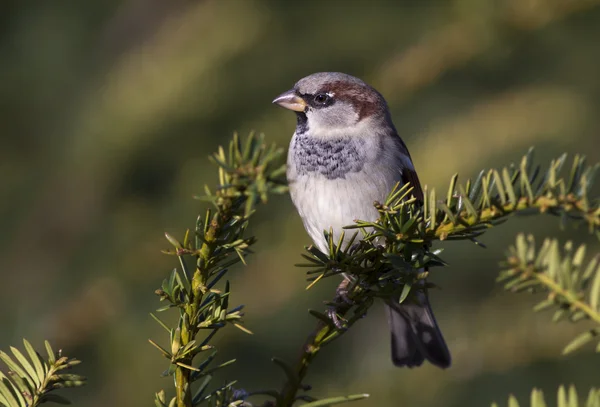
[[279, 280, 359, 406]]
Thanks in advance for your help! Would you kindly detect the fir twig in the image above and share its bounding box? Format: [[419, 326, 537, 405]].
[[152, 133, 287, 407], [499, 234, 600, 354], [0, 339, 85, 407], [281, 149, 599, 404]]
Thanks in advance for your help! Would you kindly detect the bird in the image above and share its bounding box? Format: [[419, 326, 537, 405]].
[[272, 72, 451, 369]]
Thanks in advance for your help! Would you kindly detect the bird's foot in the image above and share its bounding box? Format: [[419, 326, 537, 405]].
[[325, 306, 347, 329], [335, 278, 354, 305], [323, 278, 356, 329]]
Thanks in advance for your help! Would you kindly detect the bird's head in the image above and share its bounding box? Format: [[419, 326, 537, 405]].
[[273, 72, 392, 137]]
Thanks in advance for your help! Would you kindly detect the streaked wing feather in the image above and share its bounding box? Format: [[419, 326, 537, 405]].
[[393, 132, 424, 203], [402, 167, 424, 203]]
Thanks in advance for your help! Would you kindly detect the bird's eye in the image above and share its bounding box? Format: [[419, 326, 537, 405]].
[[313, 93, 331, 105]]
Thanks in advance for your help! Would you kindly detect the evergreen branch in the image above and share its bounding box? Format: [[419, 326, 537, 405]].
[[301, 149, 600, 296], [0, 339, 85, 407], [499, 234, 600, 355], [277, 278, 373, 406], [154, 137, 600, 407], [491, 385, 600, 407], [151, 133, 287, 407], [348, 148, 599, 244], [282, 149, 599, 404]]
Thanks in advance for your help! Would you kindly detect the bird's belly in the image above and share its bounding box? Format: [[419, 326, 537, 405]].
[[290, 172, 395, 253]]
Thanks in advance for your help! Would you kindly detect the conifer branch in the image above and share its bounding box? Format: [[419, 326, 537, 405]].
[[492, 229, 600, 406], [152, 133, 287, 407], [0, 339, 85, 407], [351, 148, 599, 244], [498, 235, 600, 354], [300, 149, 599, 295], [499, 234, 600, 355], [152, 135, 599, 407], [283, 148, 599, 405]]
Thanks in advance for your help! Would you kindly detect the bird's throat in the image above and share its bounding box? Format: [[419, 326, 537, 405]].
[[295, 112, 308, 135]]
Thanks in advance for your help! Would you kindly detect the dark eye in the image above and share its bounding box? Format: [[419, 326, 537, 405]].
[[313, 93, 331, 105]]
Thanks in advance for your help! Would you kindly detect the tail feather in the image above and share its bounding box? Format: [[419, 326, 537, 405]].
[[385, 291, 451, 368]]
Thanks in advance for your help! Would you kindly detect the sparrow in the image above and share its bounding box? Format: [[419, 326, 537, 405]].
[[272, 72, 451, 368]]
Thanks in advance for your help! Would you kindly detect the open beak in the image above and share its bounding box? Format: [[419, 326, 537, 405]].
[[272, 90, 307, 112]]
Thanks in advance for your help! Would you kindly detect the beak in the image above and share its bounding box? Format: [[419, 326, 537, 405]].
[[272, 90, 307, 112]]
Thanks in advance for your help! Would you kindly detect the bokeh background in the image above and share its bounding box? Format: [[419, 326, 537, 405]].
[[1, 1, 600, 406]]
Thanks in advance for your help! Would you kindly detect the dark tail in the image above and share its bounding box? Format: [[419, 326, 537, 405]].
[[385, 291, 451, 368]]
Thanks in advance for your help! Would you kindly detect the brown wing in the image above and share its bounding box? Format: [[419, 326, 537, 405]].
[[402, 166, 424, 203], [394, 134, 424, 203]]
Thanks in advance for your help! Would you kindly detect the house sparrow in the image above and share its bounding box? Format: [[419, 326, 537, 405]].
[[272, 72, 451, 368]]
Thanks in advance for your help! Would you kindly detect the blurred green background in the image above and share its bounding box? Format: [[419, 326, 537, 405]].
[[1, 1, 600, 406]]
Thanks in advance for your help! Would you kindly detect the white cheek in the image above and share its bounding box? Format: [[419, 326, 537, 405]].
[[305, 104, 359, 137]]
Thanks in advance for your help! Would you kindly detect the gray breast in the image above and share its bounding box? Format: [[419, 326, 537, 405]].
[[291, 134, 366, 180]]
